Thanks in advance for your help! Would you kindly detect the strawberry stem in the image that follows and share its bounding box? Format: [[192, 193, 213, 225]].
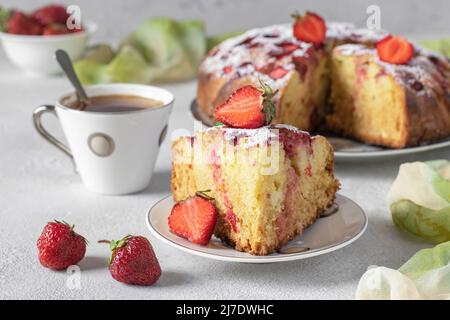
[[291, 11, 302, 20], [109, 235, 132, 251], [99, 236, 132, 264], [257, 78, 277, 125], [54, 219, 88, 244], [196, 189, 215, 201]]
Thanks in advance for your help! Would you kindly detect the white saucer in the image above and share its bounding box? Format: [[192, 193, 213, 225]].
[[146, 194, 367, 263], [329, 136, 450, 160]]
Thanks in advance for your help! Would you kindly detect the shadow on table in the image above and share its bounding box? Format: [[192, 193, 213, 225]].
[[208, 210, 429, 290], [155, 270, 191, 288], [144, 170, 172, 194], [78, 256, 109, 271]]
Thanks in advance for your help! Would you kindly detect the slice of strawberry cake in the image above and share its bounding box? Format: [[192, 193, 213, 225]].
[[170, 83, 339, 255]]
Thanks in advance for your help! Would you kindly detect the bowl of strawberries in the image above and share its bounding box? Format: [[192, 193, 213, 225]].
[[0, 4, 95, 76]]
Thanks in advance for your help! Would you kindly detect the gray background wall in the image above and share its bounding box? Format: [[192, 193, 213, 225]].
[[2, 0, 450, 43]]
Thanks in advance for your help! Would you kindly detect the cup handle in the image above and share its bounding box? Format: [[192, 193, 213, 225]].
[[33, 105, 73, 159]]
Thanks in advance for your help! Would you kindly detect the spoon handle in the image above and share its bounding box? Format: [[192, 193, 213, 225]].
[[55, 49, 90, 108]]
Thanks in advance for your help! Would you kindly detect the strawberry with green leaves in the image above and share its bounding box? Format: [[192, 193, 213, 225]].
[[292, 11, 326, 45], [37, 220, 87, 270], [100, 235, 161, 286], [214, 80, 277, 129]]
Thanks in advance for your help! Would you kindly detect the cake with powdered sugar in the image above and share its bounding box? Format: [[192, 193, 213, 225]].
[[169, 12, 448, 255], [329, 44, 450, 147], [197, 18, 450, 148]]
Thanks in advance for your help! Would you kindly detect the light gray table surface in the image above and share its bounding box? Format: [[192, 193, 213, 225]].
[[1, 44, 449, 299]]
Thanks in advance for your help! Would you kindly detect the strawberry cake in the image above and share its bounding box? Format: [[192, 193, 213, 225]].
[[197, 13, 450, 148], [329, 43, 450, 148], [171, 81, 339, 255], [171, 124, 339, 255]]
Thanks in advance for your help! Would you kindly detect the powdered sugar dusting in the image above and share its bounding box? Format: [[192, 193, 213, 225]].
[[336, 43, 448, 95], [376, 57, 436, 94], [225, 127, 276, 147], [200, 23, 317, 106], [272, 124, 306, 132], [336, 44, 374, 56], [201, 24, 312, 77], [202, 21, 386, 81], [206, 124, 310, 148]]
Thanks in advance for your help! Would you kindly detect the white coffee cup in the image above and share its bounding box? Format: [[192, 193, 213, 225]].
[[33, 83, 174, 195]]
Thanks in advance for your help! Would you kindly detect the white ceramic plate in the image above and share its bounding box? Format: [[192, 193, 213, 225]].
[[146, 194, 367, 263], [190, 99, 450, 161], [328, 136, 450, 160]]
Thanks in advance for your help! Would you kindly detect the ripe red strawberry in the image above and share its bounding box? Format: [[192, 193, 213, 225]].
[[292, 11, 326, 45], [169, 191, 218, 245], [42, 23, 70, 35], [7, 11, 42, 35], [102, 235, 161, 286], [37, 220, 87, 270], [214, 81, 277, 129], [376, 35, 414, 65], [32, 5, 69, 26]]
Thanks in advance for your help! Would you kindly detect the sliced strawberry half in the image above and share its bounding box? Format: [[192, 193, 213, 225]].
[[376, 35, 414, 65], [214, 81, 277, 129], [168, 192, 217, 245], [292, 11, 326, 45]]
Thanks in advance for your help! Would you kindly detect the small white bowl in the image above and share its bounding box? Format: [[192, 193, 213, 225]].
[[0, 22, 96, 77]]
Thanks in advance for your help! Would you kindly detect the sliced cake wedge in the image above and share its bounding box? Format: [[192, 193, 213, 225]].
[[328, 44, 450, 148], [171, 125, 340, 255]]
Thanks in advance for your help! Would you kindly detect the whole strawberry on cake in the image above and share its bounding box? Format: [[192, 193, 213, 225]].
[[170, 81, 340, 255], [197, 11, 450, 148]]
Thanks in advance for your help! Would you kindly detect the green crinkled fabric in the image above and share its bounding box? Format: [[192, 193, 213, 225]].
[[389, 160, 450, 243], [356, 241, 450, 299], [74, 17, 207, 85], [391, 200, 450, 243]]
